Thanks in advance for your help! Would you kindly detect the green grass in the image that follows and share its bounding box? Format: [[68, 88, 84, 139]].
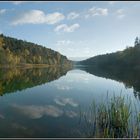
[[79, 94, 140, 138]]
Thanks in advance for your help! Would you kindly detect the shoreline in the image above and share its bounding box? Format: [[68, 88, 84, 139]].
[[0, 64, 73, 69]]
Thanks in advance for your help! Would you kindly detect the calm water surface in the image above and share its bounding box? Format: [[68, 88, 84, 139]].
[[0, 66, 139, 137]]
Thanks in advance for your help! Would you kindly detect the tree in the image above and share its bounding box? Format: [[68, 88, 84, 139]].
[[0, 36, 4, 49], [134, 37, 139, 46], [0, 34, 72, 67]]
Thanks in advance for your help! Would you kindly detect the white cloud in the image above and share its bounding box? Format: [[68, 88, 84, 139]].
[[12, 103, 78, 119], [11, 10, 65, 25], [67, 12, 79, 20], [108, 1, 117, 5], [12, 1, 26, 5], [12, 104, 63, 119], [0, 9, 6, 14], [86, 7, 108, 18], [54, 23, 80, 32], [12, 1, 45, 5], [54, 97, 78, 107], [116, 9, 125, 19], [56, 40, 73, 46]]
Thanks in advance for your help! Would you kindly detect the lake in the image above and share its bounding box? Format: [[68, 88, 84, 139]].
[[0, 66, 139, 138]]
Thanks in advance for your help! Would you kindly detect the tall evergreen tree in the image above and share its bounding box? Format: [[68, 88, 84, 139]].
[[134, 37, 139, 46]]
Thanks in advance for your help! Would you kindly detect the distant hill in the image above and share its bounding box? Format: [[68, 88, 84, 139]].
[[0, 34, 72, 67], [79, 37, 140, 70]]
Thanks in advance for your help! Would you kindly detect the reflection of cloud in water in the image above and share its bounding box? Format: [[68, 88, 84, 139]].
[[12, 104, 78, 119], [12, 104, 63, 119], [54, 83, 72, 91], [54, 97, 78, 107], [66, 71, 94, 84], [65, 111, 77, 118]]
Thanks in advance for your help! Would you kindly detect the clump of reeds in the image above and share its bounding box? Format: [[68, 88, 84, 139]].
[[79, 94, 140, 138]]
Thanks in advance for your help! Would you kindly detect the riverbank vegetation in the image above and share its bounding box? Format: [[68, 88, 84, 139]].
[[80, 94, 140, 138], [79, 37, 140, 71]]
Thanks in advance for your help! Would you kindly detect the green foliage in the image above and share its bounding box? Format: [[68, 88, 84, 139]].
[[80, 94, 140, 138], [79, 37, 140, 70], [134, 37, 140, 46], [0, 36, 4, 48], [0, 34, 72, 67]]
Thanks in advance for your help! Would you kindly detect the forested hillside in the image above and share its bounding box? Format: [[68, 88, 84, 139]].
[[0, 34, 72, 67], [79, 37, 140, 70]]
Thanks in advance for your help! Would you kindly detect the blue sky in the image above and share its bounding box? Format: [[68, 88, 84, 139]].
[[0, 1, 140, 60]]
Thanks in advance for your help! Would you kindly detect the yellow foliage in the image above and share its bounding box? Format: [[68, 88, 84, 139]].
[[0, 37, 4, 48]]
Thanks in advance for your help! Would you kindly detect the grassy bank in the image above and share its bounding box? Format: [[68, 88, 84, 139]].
[[80, 94, 140, 138]]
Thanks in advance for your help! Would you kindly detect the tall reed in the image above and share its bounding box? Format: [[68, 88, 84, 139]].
[[79, 94, 140, 138]]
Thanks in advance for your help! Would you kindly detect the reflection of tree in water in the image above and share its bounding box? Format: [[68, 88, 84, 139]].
[[0, 66, 72, 96], [77, 66, 140, 100]]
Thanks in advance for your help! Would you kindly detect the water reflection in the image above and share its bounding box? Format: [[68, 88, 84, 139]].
[[12, 104, 64, 119], [0, 66, 72, 96], [0, 66, 139, 137], [54, 97, 78, 107], [12, 103, 78, 119], [77, 66, 140, 100]]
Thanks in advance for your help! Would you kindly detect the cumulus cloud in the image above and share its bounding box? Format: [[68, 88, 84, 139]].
[[86, 7, 108, 18], [67, 12, 79, 20], [12, 104, 63, 119], [54, 23, 80, 32], [11, 10, 65, 25], [116, 9, 125, 19], [54, 97, 78, 107], [0, 9, 6, 14]]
